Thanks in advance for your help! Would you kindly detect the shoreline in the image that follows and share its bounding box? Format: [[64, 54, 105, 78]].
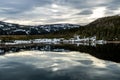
[[107, 41, 120, 44]]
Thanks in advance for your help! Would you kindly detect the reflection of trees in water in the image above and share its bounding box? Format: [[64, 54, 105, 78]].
[[60, 44, 120, 62], [0, 43, 120, 62]]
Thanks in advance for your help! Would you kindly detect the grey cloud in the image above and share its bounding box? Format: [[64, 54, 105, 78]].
[[0, 0, 52, 14], [0, 0, 120, 25], [58, 0, 109, 9], [57, 0, 120, 14], [106, 0, 120, 10], [57, 0, 90, 9], [77, 10, 93, 15]]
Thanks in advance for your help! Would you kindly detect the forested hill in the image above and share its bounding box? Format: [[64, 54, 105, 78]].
[[50, 15, 120, 41], [0, 15, 120, 41]]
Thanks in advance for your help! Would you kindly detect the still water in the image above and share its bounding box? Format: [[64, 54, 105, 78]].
[[0, 44, 120, 80]]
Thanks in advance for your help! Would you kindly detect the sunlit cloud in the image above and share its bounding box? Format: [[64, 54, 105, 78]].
[[89, 7, 106, 19]]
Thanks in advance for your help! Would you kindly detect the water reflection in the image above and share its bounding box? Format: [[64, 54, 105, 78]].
[[0, 43, 120, 62], [0, 51, 120, 80]]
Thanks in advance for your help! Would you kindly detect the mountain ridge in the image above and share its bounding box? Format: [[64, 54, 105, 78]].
[[0, 15, 120, 41], [0, 22, 80, 35]]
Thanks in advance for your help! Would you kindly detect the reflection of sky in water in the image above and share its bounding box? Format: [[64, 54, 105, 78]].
[[0, 51, 120, 80]]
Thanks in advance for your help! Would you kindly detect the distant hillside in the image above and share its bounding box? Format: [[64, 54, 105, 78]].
[[0, 21, 80, 35], [50, 15, 120, 41], [0, 15, 120, 41]]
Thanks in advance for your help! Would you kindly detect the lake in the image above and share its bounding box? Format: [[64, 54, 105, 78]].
[[0, 43, 120, 80]]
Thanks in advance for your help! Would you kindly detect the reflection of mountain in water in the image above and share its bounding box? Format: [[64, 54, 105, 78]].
[[0, 45, 70, 55], [0, 43, 120, 63]]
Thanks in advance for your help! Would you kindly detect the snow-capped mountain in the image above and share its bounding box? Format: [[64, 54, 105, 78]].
[[0, 21, 80, 35]]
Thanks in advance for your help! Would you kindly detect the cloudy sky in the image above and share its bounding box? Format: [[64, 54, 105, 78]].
[[0, 0, 120, 25]]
